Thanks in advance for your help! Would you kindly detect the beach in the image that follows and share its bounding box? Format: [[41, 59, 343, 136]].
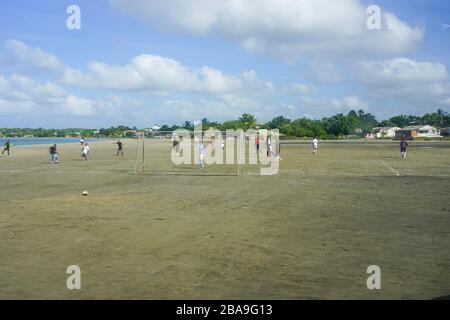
[[0, 139, 449, 299]]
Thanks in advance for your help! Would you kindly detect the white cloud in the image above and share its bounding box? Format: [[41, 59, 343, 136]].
[[63, 95, 96, 117], [357, 58, 450, 105], [0, 73, 99, 117], [5, 39, 63, 71], [330, 96, 368, 111], [110, 0, 424, 60], [63, 54, 241, 94], [358, 58, 448, 87], [0, 74, 66, 105]]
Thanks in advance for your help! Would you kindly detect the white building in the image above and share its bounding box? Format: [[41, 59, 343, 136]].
[[395, 125, 441, 139], [372, 127, 401, 138]]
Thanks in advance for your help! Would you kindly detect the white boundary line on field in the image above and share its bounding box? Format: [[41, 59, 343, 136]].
[[380, 160, 400, 176]]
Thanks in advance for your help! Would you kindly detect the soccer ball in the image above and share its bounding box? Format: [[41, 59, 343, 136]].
[[82, 191, 89, 196]]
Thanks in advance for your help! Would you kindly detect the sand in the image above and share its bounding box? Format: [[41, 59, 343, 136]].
[[0, 139, 449, 299]]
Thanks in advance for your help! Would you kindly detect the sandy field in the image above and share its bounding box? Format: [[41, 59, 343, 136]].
[[0, 139, 449, 299]]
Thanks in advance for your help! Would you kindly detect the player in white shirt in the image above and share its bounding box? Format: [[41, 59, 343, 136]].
[[312, 138, 318, 155], [266, 136, 272, 157], [81, 143, 90, 160]]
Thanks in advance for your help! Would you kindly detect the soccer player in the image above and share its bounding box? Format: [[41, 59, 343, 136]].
[[312, 137, 318, 155], [81, 142, 90, 160], [116, 140, 124, 156], [49, 144, 59, 164], [2, 140, 11, 156], [400, 138, 408, 159]]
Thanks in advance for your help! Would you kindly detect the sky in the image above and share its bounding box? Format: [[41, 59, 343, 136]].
[[0, 0, 449, 128]]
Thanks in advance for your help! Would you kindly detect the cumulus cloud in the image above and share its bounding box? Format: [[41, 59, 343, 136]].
[[5, 39, 63, 71], [63, 95, 96, 117], [63, 54, 242, 94], [357, 58, 450, 104], [0, 74, 66, 105], [0, 73, 99, 117], [358, 58, 448, 86], [110, 0, 424, 60], [331, 96, 368, 111]]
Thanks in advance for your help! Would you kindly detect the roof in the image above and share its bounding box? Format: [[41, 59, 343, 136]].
[[401, 125, 436, 131], [372, 127, 400, 132]]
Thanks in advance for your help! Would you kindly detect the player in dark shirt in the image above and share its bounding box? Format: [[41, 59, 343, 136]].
[[49, 144, 59, 163], [2, 140, 11, 156], [116, 140, 124, 156], [400, 138, 408, 159]]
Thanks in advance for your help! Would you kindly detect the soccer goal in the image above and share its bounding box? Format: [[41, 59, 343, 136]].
[[133, 131, 242, 176], [133, 129, 281, 176]]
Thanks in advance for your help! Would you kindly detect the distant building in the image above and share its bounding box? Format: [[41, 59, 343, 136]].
[[395, 125, 441, 140], [441, 127, 450, 136], [372, 127, 401, 139], [123, 130, 142, 138]]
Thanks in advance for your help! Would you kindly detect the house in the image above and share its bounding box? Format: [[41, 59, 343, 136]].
[[441, 127, 450, 136], [395, 125, 441, 140], [372, 127, 401, 139]]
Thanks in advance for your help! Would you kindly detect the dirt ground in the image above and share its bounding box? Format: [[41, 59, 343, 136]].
[[0, 139, 449, 299]]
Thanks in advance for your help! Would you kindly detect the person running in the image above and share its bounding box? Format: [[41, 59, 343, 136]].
[[116, 140, 124, 156], [2, 140, 11, 156], [312, 137, 319, 155], [49, 144, 59, 164], [81, 142, 90, 160], [199, 141, 205, 170], [400, 138, 408, 159], [172, 135, 180, 156]]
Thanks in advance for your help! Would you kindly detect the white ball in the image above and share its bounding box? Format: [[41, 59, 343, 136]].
[[82, 191, 89, 196]]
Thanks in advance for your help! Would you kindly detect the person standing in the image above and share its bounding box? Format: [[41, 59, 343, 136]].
[[2, 140, 11, 156], [312, 137, 319, 155], [116, 140, 124, 156], [172, 134, 181, 156], [266, 136, 272, 157], [400, 138, 408, 159], [49, 144, 59, 164], [81, 142, 90, 160]]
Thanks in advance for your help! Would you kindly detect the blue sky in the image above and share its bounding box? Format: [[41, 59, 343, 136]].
[[0, 0, 449, 128]]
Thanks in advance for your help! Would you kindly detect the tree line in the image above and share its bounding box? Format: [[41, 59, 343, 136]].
[[1, 109, 448, 139]]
